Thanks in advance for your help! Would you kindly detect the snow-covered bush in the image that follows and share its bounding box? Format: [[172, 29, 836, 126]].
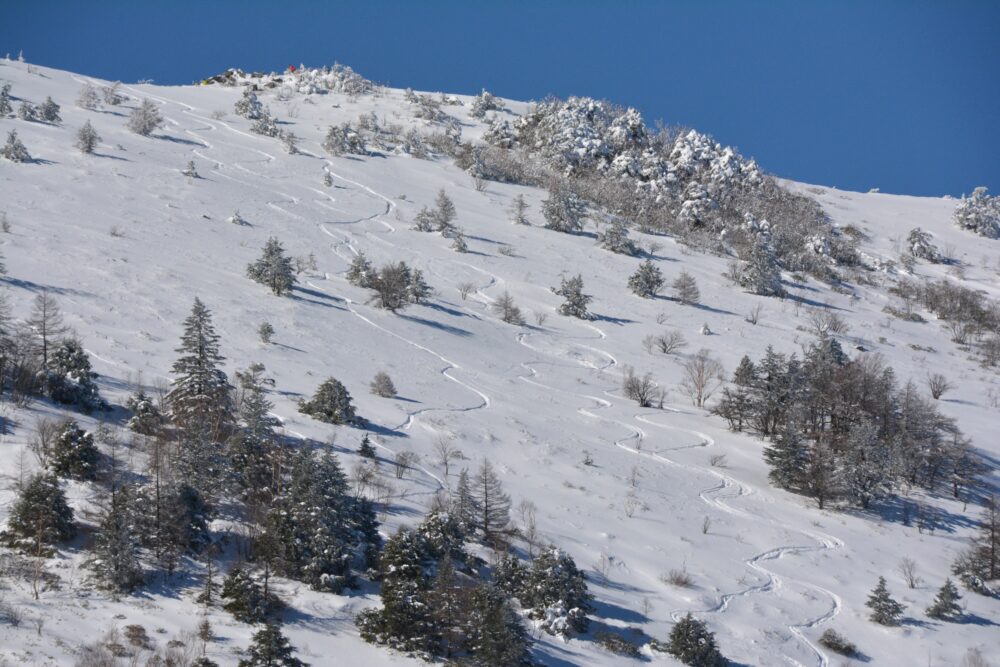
[[953, 186, 1000, 239], [1, 130, 30, 162], [469, 89, 502, 118], [128, 98, 164, 136], [43, 338, 106, 412], [906, 227, 942, 262], [299, 377, 357, 425], [48, 420, 99, 481]]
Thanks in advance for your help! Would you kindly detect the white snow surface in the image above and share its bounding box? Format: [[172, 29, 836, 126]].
[[0, 60, 998, 666]]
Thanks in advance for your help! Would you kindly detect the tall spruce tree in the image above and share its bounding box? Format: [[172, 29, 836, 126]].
[[926, 578, 963, 620], [87, 485, 144, 595], [866, 576, 905, 625], [48, 420, 99, 481], [465, 583, 532, 665], [166, 298, 232, 434], [229, 367, 280, 500], [520, 547, 593, 636], [763, 412, 809, 491], [247, 237, 297, 296]]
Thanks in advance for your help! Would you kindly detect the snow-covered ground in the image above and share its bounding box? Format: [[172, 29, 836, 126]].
[[0, 59, 998, 666]]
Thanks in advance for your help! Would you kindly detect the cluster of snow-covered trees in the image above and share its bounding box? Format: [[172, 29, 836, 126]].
[[714, 336, 983, 512], [207, 62, 375, 98], [953, 186, 1000, 239], [345, 252, 432, 311], [476, 95, 858, 282]]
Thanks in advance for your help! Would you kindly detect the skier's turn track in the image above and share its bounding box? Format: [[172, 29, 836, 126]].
[[516, 321, 843, 667]]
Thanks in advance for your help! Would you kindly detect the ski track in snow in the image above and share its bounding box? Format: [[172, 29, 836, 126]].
[[93, 81, 845, 665], [516, 321, 843, 667]]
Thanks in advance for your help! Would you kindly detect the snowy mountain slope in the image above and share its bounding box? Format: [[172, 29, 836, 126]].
[[0, 58, 998, 666]]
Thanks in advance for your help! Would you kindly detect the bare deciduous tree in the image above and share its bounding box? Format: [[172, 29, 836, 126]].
[[393, 451, 418, 479], [643, 330, 687, 355], [897, 556, 921, 589], [926, 372, 953, 400], [622, 366, 664, 408], [433, 437, 463, 480], [680, 349, 725, 408]]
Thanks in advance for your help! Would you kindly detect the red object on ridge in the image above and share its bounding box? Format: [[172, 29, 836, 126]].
[[288, 65, 296, 72]]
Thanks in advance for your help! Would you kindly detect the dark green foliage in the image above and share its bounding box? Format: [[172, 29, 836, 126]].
[[221, 566, 282, 624], [87, 485, 144, 595], [513, 547, 593, 636], [298, 377, 357, 425], [628, 259, 664, 298], [247, 237, 297, 296], [43, 339, 106, 412], [1, 473, 76, 554], [465, 584, 532, 665], [49, 420, 99, 481], [866, 576, 905, 625], [818, 629, 857, 656], [358, 433, 377, 458], [926, 578, 963, 620], [229, 368, 280, 500], [126, 389, 163, 435], [259, 448, 378, 592], [554, 274, 592, 319], [595, 631, 641, 658], [137, 482, 211, 570], [357, 528, 436, 655], [238, 623, 307, 667], [166, 298, 233, 436], [951, 495, 998, 593], [667, 613, 727, 666]]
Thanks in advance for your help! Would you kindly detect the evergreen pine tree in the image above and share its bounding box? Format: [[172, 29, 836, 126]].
[[166, 298, 232, 434], [0, 83, 11, 116], [542, 185, 586, 233], [628, 260, 664, 298], [323, 169, 333, 187], [49, 420, 99, 481], [520, 546, 593, 636], [238, 623, 307, 667], [44, 338, 105, 412], [229, 369, 279, 500], [128, 98, 164, 136], [926, 578, 962, 620], [76, 82, 100, 110], [17, 100, 38, 121], [221, 566, 280, 624], [298, 377, 357, 425], [259, 448, 359, 592], [358, 433, 377, 458], [125, 389, 163, 435], [356, 528, 435, 654], [345, 251, 375, 288], [257, 321, 275, 344], [466, 583, 532, 665], [842, 420, 893, 509], [451, 229, 468, 253], [39, 96, 61, 123], [598, 218, 637, 255], [412, 206, 437, 232], [234, 89, 263, 120], [247, 237, 297, 296], [75, 120, 101, 154], [182, 160, 199, 178], [952, 494, 999, 592], [866, 576, 905, 625], [0, 473, 76, 555], [407, 269, 431, 304], [763, 413, 809, 491], [554, 274, 592, 319], [87, 485, 144, 595], [666, 613, 726, 667], [740, 235, 784, 297], [251, 108, 280, 137], [1, 130, 30, 162]]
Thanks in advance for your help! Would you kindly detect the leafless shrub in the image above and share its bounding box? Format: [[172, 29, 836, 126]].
[[808, 308, 850, 336], [680, 349, 725, 407], [746, 304, 762, 325], [457, 281, 476, 300], [109, 225, 125, 238], [393, 451, 418, 479], [210, 109, 227, 120], [534, 312, 548, 327], [926, 373, 953, 400], [961, 648, 989, 667], [661, 567, 692, 587], [709, 454, 728, 468], [656, 312, 669, 325], [473, 175, 487, 192], [644, 330, 687, 355], [29, 417, 61, 465], [370, 371, 397, 398], [622, 365, 664, 408], [897, 556, 921, 589], [702, 516, 712, 534], [498, 244, 516, 257]]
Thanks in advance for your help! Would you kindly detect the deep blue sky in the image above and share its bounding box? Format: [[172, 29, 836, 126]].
[[3, 1, 998, 196]]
